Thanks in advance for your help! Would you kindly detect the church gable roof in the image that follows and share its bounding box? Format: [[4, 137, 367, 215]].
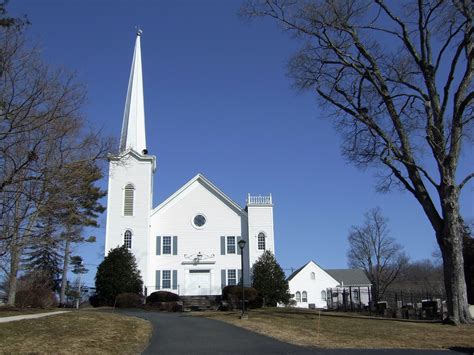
[[151, 173, 246, 217]]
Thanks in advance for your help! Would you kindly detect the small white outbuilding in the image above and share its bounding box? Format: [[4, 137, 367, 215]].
[[287, 261, 372, 309], [287, 261, 340, 309]]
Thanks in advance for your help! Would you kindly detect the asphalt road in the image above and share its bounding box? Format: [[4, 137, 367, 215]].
[[117, 310, 466, 355]]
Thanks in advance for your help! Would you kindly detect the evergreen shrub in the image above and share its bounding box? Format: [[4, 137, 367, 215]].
[[95, 245, 143, 305], [221, 285, 261, 310], [89, 294, 108, 307], [146, 291, 179, 304]]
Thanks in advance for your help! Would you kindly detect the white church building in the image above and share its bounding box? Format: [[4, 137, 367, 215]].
[[104, 32, 275, 297]]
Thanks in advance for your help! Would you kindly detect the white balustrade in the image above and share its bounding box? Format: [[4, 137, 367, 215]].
[[247, 194, 272, 205]]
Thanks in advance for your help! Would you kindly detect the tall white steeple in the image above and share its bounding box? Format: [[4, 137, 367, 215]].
[[119, 29, 147, 154]]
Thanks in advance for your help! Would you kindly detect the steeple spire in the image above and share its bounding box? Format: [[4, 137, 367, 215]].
[[119, 29, 147, 154]]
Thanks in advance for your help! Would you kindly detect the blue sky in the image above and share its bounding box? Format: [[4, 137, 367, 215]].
[[10, 1, 472, 286]]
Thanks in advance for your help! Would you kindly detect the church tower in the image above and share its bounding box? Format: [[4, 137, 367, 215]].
[[104, 30, 156, 283], [246, 194, 275, 272]]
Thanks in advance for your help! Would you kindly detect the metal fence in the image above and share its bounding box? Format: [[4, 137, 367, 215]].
[[326, 287, 446, 320]]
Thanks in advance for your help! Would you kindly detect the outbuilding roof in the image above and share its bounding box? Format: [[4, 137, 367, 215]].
[[286, 261, 371, 286], [286, 262, 308, 281], [325, 269, 371, 286]]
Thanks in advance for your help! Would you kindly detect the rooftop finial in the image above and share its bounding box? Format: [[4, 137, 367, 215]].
[[135, 25, 143, 36]]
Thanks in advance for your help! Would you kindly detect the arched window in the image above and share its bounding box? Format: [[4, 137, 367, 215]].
[[295, 291, 301, 302], [257, 232, 266, 250], [123, 184, 135, 216], [302, 291, 308, 303], [321, 290, 327, 301], [310, 272, 315, 280], [124, 230, 132, 249]]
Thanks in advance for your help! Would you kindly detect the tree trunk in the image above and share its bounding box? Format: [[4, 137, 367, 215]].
[[438, 184, 472, 324], [7, 242, 21, 306], [372, 285, 379, 304], [59, 238, 70, 307]]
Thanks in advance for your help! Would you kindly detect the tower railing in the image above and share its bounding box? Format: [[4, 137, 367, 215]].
[[247, 194, 272, 205]]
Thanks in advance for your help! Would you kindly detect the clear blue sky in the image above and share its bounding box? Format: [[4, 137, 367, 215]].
[[10, 1, 472, 287]]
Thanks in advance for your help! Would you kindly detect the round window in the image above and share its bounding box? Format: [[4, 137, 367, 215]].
[[193, 214, 206, 228]]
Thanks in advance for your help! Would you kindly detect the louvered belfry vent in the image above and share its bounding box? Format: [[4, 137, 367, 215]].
[[124, 184, 135, 216]]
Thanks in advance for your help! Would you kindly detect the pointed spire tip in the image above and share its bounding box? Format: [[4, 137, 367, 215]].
[[135, 26, 143, 37]]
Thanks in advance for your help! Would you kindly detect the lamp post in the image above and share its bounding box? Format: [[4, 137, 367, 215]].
[[237, 238, 247, 319]]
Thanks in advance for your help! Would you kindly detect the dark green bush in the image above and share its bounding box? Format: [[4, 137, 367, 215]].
[[116, 293, 143, 308], [146, 291, 179, 304], [89, 294, 108, 307], [15, 288, 57, 308], [95, 245, 143, 305], [222, 285, 261, 310]]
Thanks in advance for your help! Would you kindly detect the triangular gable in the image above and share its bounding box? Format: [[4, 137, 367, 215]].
[[287, 260, 339, 284], [151, 173, 246, 217], [287, 261, 310, 281], [108, 149, 156, 172]]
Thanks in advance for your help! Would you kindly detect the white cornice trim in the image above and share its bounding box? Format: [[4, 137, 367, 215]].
[[108, 149, 156, 172], [181, 261, 216, 265]]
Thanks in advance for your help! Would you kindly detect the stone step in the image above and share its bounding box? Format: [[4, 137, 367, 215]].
[[180, 296, 219, 311]]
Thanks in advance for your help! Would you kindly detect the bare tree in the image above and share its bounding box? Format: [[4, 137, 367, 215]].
[[347, 208, 408, 302], [392, 259, 445, 296], [242, 0, 473, 324], [0, 25, 109, 306]]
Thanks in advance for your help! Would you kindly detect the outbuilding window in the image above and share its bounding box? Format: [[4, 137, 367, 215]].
[[124, 230, 132, 249], [296, 291, 301, 302], [321, 290, 327, 301], [353, 289, 359, 302], [302, 291, 308, 303], [310, 272, 315, 280]]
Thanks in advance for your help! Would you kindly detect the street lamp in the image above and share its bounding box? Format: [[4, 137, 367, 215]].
[[237, 238, 247, 319]]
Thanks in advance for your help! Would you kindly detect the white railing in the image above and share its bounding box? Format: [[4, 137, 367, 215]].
[[247, 194, 272, 205]]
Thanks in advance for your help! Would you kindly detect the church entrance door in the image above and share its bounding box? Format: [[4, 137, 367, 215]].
[[186, 270, 211, 295]]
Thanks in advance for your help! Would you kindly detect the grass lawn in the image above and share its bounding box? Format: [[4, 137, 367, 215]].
[[0, 310, 152, 354], [195, 308, 474, 350]]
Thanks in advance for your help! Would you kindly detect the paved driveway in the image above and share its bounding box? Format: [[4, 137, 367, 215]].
[[117, 310, 456, 355]]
